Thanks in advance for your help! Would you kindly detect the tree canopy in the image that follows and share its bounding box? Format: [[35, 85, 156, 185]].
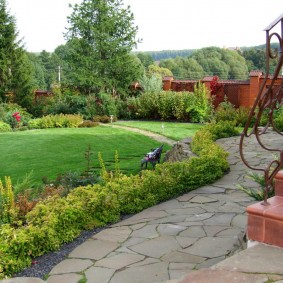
[[64, 0, 143, 95]]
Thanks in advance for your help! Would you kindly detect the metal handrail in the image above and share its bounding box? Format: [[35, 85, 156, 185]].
[[239, 14, 283, 204]]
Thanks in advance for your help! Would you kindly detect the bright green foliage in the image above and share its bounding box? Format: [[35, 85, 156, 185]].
[[147, 64, 173, 78], [192, 121, 239, 145], [64, 0, 143, 95], [137, 87, 213, 122], [0, 176, 17, 224], [186, 82, 213, 122], [27, 114, 83, 129], [0, 121, 11, 132]]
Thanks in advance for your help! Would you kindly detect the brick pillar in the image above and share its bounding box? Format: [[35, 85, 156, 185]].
[[274, 170, 283, 197]]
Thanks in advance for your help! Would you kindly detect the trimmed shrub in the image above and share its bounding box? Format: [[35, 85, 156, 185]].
[[0, 121, 11, 132], [28, 114, 83, 129]]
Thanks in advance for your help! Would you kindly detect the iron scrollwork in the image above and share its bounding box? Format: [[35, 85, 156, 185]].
[[239, 14, 283, 204]]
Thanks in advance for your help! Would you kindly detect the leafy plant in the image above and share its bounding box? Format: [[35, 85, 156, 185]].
[[0, 121, 11, 132], [0, 177, 17, 224], [237, 171, 274, 201], [186, 81, 213, 122]]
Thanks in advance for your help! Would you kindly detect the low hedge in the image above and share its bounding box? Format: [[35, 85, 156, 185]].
[[0, 121, 234, 278], [27, 114, 83, 129]]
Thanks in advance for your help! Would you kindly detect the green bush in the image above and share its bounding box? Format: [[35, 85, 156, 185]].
[[0, 121, 11, 132], [202, 120, 240, 140], [186, 82, 213, 123], [28, 114, 83, 129]]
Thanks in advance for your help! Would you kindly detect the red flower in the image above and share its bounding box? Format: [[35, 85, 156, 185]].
[[12, 112, 21, 122]]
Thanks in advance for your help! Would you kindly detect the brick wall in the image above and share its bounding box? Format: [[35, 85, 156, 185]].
[[162, 71, 283, 108]]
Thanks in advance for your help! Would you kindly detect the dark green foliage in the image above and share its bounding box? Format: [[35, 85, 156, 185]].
[[64, 0, 143, 95], [0, 1, 33, 108]]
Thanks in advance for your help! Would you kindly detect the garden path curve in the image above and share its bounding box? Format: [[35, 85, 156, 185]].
[[100, 123, 176, 146]]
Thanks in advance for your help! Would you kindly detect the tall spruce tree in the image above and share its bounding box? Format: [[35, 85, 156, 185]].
[[65, 0, 143, 95], [0, 0, 33, 107]]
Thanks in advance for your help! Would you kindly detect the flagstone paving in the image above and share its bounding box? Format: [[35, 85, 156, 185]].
[[3, 129, 283, 283]]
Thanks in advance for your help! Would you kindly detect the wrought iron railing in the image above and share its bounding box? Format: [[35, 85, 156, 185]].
[[239, 14, 283, 204]]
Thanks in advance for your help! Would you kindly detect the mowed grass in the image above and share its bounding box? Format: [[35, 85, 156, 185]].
[[114, 121, 203, 141], [0, 126, 171, 185]]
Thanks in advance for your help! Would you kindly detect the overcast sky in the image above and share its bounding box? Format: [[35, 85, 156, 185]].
[[6, 0, 283, 53]]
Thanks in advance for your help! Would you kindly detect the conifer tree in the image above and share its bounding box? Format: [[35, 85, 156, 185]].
[[0, 0, 33, 107]]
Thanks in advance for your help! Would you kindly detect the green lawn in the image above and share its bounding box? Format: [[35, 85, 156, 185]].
[[0, 126, 171, 185], [114, 121, 202, 141]]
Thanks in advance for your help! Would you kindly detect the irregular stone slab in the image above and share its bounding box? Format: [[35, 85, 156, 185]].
[[109, 262, 169, 283], [178, 268, 268, 283], [231, 214, 247, 228], [157, 224, 187, 236], [183, 237, 239, 258], [150, 215, 187, 224], [69, 239, 119, 260], [217, 202, 245, 213], [49, 258, 93, 275], [203, 225, 230, 236], [179, 226, 206, 238], [196, 256, 225, 269], [95, 253, 145, 269], [126, 209, 169, 221], [189, 195, 218, 204], [161, 251, 205, 264], [185, 213, 214, 222], [147, 199, 184, 210], [122, 237, 145, 247], [175, 236, 198, 248], [93, 226, 132, 243], [47, 273, 83, 283], [85, 266, 115, 283], [176, 193, 195, 202], [129, 257, 160, 268], [203, 213, 235, 226], [115, 246, 141, 254], [213, 243, 283, 274], [216, 228, 244, 238], [165, 207, 205, 216], [195, 186, 226, 194], [0, 279, 45, 283], [169, 262, 196, 270], [129, 235, 180, 258], [129, 223, 147, 230], [131, 224, 159, 238]]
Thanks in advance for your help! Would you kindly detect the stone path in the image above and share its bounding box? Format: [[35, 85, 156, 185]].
[[2, 129, 283, 283]]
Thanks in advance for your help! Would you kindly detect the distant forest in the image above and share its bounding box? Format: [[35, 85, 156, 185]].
[[137, 43, 280, 61]]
